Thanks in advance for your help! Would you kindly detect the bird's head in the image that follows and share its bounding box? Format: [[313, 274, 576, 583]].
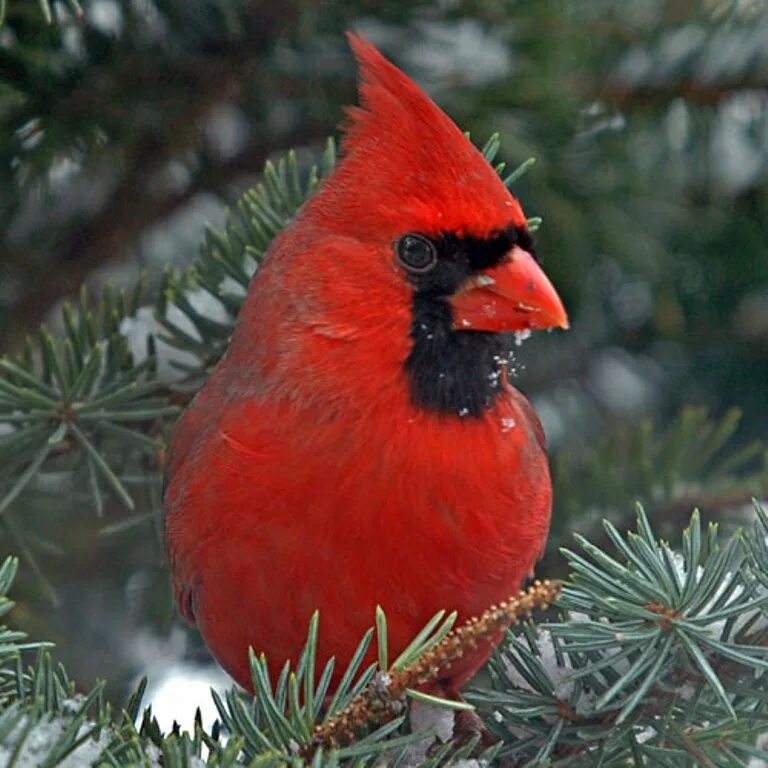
[[312, 33, 568, 340], [242, 34, 568, 417]]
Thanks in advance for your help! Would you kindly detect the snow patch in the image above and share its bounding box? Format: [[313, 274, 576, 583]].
[[0, 710, 116, 768]]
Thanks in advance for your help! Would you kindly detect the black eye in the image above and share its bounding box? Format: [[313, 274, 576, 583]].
[[395, 234, 438, 274]]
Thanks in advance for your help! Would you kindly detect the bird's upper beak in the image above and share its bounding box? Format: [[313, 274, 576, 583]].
[[449, 246, 569, 333]]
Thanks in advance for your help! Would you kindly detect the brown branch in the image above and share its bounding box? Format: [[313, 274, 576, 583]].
[[305, 579, 562, 757], [676, 727, 720, 768], [656, 485, 768, 520], [599, 79, 768, 109]]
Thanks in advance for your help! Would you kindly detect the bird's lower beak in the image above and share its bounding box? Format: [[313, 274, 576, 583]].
[[449, 246, 569, 333]]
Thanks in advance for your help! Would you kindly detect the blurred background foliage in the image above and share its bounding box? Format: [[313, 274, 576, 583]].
[[0, 0, 767, 722]]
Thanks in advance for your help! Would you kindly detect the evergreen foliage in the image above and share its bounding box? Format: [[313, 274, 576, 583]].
[[1, 1, 767, 765], [474, 505, 768, 765]]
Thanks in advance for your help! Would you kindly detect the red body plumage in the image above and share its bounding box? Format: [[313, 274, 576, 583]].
[[164, 35, 567, 694]]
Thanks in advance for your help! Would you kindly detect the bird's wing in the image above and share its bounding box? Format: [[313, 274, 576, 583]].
[[163, 388, 272, 624]]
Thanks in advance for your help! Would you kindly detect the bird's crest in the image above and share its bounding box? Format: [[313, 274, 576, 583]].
[[322, 33, 525, 239], [343, 33, 456, 156]]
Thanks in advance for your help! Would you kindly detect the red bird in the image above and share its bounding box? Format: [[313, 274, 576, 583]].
[[164, 35, 568, 699]]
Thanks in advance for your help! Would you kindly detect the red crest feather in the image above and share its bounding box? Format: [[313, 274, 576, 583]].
[[306, 33, 527, 241]]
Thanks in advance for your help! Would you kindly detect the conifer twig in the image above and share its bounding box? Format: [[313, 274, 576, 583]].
[[307, 579, 562, 756]]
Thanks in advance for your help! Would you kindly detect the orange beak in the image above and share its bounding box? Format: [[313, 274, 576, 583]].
[[448, 246, 569, 333]]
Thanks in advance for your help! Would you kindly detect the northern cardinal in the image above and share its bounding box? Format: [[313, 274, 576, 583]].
[[164, 34, 567, 700]]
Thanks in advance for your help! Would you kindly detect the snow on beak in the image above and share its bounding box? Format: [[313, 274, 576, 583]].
[[448, 246, 569, 333]]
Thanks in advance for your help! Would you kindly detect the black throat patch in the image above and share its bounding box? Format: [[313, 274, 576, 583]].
[[403, 225, 533, 417]]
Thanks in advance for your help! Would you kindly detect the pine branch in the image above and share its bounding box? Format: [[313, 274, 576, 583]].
[[308, 580, 562, 755], [471, 503, 768, 766]]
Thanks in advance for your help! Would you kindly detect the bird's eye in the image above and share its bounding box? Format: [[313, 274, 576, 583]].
[[395, 234, 438, 274]]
